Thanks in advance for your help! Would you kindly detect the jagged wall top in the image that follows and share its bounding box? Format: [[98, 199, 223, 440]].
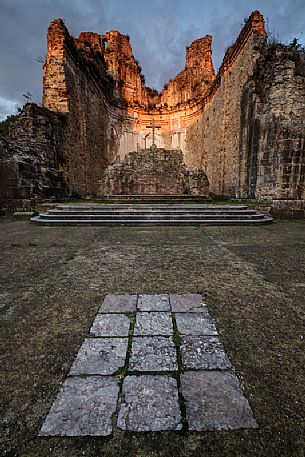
[[43, 10, 266, 114]]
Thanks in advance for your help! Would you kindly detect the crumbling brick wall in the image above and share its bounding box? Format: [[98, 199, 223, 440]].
[[43, 19, 130, 196], [0, 104, 67, 210], [239, 45, 305, 200], [184, 11, 267, 197], [2, 9, 305, 208]]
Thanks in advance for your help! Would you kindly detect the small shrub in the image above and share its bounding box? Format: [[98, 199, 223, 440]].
[[0, 114, 18, 137], [289, 38, 305, 53]]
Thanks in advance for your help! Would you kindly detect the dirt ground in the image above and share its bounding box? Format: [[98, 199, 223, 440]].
[[0, 217, 304, 457]]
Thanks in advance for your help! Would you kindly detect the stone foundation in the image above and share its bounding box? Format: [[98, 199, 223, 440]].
[[270, 199, 305, 218], [98, 147, 209, 196]]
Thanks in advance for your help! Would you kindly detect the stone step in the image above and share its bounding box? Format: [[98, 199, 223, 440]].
[[55, 204, 249, 211], [38, 212, 265, 221], [31, 216, 273, 225], [31, 203, 272, 225], [48, 209, 257, 216], [97, 194, 211, 202]]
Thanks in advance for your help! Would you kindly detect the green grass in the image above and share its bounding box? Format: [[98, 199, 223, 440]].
[[63, 253, 75, 263], [172, 333, 182, 347], [264, 276, 274, 283]]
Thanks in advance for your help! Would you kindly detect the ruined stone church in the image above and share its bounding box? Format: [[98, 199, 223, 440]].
[[1, 10, 305, 211]]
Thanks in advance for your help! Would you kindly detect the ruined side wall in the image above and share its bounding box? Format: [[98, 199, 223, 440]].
[[160, 35, 215, 107], [0, 104, 67, 210], [185, 11, 267, 196], [102, 31, 149, 107], [43, 19, 130, 196], [240, 45, 305, 200]]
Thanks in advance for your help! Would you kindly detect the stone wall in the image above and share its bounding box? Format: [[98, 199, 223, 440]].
[[98, 147, 209, 196], [0, 104, 67, 210], [160, 35, 215, 108], [43, 19, 130, 196], [184, 11, 267, 196], [41, 11, 272, 199], [239, 45, 305, 200], [2, 9, 305, 209]]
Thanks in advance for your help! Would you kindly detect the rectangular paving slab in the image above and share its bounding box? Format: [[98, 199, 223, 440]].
[[175, 312, 218, 336], [69, 338, 128, 375], [181, 336, 232, 370], [134, 312, 173, 336], [117, 375, 182, 431], [181, 371, 258, 431], [137, 294, 170, 311], [129, 336, 178, 371], [90, 313, 130, 337], [39, 376, 120, 436], [99, 294, 137, 312], [170, 294, 208, 312]]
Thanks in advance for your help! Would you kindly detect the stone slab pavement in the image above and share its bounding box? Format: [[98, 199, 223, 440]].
[[40, 294, 257, 436]]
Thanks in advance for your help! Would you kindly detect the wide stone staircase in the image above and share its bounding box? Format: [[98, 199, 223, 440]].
[[31, 203, 272, 225]]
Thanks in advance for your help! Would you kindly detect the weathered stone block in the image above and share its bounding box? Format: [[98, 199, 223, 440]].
[[134, 312, 173, 336], [39, 376, 120, 436], [175, 312, 218, 336], [90, 313, 130, 337], [99, 294, 137, 313], [170, 293, 207, 312], [181, 336, 232, 370], [129, 336, 178, 371], [117, 375, 182, 431], [137, 294, 170, 311], [69, 338, 128, 375], [181, 371, 258, 431]]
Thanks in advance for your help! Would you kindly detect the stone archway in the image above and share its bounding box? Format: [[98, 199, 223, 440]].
[[144, 132, 164, 149]]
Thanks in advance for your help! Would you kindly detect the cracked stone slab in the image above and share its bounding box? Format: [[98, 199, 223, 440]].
[[69, 338, 128, 375], [134, 312, 173, 336], [175, 312, 218, 336], [117, 375, 182, 431], [181, 336, 232, 370], [170, 294, 208, 312], [99, 294, 137, 313], [129, 336, 178, 371], [181, 371, 258, 431], [90, 313, 130, 337], [137, 294, 170, 311], [40, 376, 120, 436]]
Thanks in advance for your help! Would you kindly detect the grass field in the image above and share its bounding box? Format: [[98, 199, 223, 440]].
[[0, 217, 304, 456]]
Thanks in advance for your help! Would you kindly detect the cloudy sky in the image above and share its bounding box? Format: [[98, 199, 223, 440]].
[[0, 0, 304, 120]]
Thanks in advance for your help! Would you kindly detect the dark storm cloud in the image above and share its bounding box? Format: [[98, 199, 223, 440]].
[[0, 0, 304, 119]]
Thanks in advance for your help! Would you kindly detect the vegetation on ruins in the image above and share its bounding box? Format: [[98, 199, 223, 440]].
[[0, 114, 18, 137]]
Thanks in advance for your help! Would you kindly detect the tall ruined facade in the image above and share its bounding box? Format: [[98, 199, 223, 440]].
[[1, 10, 305, 210]]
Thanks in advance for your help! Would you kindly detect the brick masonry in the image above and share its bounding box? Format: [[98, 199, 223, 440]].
[[1, 10, 305, 211]]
